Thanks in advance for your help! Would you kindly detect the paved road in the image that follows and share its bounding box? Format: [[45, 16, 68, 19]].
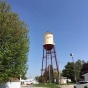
[[60, 85, 74, 88], [21, 86, 45, 88], [21, 85, 74, 88]]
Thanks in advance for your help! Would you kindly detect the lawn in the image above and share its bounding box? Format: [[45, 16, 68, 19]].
[[34, 82, 75, 88], [34, 83, 60, 88]]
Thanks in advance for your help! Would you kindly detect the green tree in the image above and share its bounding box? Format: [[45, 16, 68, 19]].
[[42, 65, 54, 82], [53, 71, 61, 79], [0, 1, 29, 82], [75, 59, 85, 81], [53, 71, 58, 79], [62, 59, 86, 82], [62, 62, 75, 82], [80, 62, 88, 79], [35, 76, 40, 82]]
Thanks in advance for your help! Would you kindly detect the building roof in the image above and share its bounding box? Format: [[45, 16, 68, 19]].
[[82, 73, 88, 76], [45, 31, 52, 34]]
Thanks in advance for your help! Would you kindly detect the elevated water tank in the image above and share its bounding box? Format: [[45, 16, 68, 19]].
[[43, 31, 55, 50]]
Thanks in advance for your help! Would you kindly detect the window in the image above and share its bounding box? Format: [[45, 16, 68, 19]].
[[79, 81, 88, 84]]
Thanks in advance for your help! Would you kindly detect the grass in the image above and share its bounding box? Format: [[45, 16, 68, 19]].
[[65, 82, 75, 85], [34, 82, 75, 88], [34, 83, 61, 88]]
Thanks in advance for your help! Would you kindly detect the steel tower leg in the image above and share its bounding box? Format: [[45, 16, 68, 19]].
[[41, 47, 44, 83], [50, 50, 54, 82], [53, 46, 59, 78], [45, 49, 48, 82], [41, 45, 59, 83]]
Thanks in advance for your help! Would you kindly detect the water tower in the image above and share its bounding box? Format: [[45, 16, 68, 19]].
[[41, 31, 59, 83]]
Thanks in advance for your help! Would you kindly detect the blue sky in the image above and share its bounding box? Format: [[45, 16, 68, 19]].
[[6, 0, 88, 78]]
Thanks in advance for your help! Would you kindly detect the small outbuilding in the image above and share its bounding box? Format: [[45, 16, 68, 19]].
[[82, 73, 88, 81], [0, 78, 20, 88], [60, 77, 67, 84], [56, 77, 67, 84]]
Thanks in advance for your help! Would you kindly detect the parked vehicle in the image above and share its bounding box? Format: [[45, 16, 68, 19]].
[[24, 81, 31, 85], [22, 78, 39, 85], [74, 81, 88, 88]]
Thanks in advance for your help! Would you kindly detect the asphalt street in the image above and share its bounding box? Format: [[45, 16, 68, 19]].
[[60, 85, 73, 88], [21, 86, 45, 88], [21, 85, 74, 88]]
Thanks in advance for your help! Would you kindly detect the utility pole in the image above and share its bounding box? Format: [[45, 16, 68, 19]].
[[70, 53, 77, 83]]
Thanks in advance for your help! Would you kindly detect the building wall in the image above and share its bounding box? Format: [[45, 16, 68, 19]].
[[84, 74, 88, 81], [0, 82, 20, 88], [60, 79, 67, 84]]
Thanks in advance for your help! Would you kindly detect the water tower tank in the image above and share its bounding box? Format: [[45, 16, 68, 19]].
[[43, 31, 55, 50]]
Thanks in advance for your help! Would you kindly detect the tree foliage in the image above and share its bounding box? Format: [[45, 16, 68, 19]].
[[0, 1, 29, 82], [62, 62, 75, 81], [35, 71, 59, 83], [62, 59, 86, 82], [75, 59, 85, 81], [80, 62, 88, 79], [40, 65, 55, 82], [40, 64, 60, 83], [53, 71, 58, 79], [35, 76, 40, 82]]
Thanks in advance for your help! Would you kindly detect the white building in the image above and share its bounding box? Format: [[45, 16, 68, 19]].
[[0, 78, 20, 88], [82, 73, 88, 81], [0, 82, 21, 88]]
